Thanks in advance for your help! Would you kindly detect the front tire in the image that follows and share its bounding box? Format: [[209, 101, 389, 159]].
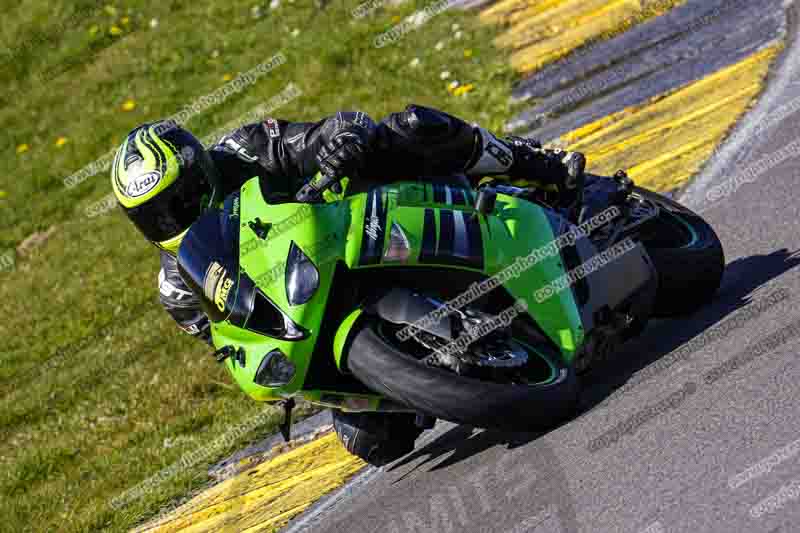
[[634, 187, 725, 317], [346, 321, 579, 431]]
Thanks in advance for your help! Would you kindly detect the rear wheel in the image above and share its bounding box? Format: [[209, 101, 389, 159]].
[[632, 187, 725, 317], [346, 319, 579, 431]]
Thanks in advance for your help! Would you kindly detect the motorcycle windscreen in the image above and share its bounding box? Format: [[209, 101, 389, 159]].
[[177, 193, 253, 323]]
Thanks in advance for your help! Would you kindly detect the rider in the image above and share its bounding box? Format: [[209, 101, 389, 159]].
[[110, 104, 586, 344]]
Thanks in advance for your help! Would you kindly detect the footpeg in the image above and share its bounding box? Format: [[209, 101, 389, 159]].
[[613, 170, 634, 197], [414, 413, 436, 430]]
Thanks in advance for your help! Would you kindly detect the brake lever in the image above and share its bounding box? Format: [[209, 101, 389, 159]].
[[295, 173, 343, 203], [295, 183, 324, 203]]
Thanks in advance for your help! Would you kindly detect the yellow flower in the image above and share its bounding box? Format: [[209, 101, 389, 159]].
[[453, 83, 475, 96], [392, 15, 401, 23], [0, 190, 6, 199], [223, 73, 233, 81], [110, 25, 123, 36], [121, 99, 136, 112], [16, 144, 29, 154], [121, 16, 130, 26], [55, 137, 69, 148], [463, 49, 473, 58]]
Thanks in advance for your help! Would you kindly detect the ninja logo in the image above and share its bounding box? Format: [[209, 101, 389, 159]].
[[365, 214, 382, 241]]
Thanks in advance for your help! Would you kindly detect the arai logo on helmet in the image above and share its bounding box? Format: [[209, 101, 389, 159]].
[[125, 171, 162, 198]]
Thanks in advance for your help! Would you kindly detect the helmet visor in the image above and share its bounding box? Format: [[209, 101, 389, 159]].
[[123, 169, 211, 243]]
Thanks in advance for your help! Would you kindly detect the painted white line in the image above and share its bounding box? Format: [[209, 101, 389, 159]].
[[681, 0, 797, 207]]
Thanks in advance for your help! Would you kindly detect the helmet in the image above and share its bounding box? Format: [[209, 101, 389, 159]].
[[111, 120, 221, 254]]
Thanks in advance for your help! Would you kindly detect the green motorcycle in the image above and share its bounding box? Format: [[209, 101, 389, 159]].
[[177, 171, 724, 465]]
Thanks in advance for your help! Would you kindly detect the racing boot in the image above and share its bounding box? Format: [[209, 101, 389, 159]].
[[505, 136, 586, 214], [467, 132, 586, 219]]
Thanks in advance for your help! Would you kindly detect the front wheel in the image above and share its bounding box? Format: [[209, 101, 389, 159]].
[[346, 320, 579, 431], [632, 187, 725, 317]]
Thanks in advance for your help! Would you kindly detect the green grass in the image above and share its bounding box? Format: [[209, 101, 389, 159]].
[[0, 1, 515, 531]]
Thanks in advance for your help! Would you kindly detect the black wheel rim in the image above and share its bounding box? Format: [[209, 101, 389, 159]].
[[375, 321, 560, 386]]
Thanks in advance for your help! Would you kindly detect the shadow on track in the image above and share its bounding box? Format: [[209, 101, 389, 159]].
[[387, 423, 582, 533], [364, 249, 799, 533], [580, 247, 800, 409]]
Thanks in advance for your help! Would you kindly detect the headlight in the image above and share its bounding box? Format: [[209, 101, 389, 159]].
[[254, 349, 296, 387], [246, 288, 309, 340], [285, 241, 320, 306]]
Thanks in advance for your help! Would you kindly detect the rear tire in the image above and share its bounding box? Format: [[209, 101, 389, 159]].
[[332, 410, 422, 466], [346, 321, 579, 431], [634, 187, 725, 317]]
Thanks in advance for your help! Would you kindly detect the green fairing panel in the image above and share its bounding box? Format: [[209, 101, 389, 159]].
[[481, 196, 584, 359], [211, 178, 584, 402], [212, 178, 351, 401], [333, 308, 364, 372], [347, 181, 584, 358]]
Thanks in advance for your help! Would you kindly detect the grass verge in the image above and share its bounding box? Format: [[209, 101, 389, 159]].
[[0, 2, 514, 531]]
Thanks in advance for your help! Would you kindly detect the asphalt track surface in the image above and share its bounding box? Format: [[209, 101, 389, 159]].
[[284, 6, 800, 533], [509, 0, 787, 142]]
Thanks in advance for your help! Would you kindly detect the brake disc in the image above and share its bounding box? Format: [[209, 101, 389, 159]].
[[470, 339, 529, 369]]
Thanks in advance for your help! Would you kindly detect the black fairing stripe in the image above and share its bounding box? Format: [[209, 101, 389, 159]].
[[433, 183, 446, 203], [451, 188, 467, 205], [420, 208, 437, 262], [439, 209, 455, 258], [465, 214, 484, 269], [560, 238, 589, 305], [420, 208, 483, 270], [543, 211, 589, 305]]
